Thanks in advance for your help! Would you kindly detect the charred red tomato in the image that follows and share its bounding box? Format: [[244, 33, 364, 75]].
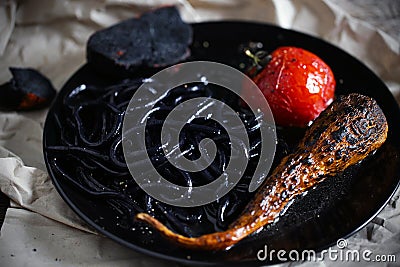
[[250, 46, 336, 127], [0, 68, 56, 111]]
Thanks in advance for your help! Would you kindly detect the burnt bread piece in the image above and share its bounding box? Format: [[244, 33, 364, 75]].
[[87, 6, 192, 77], [136, 93, 388, 250], [0, 67, 56, 111]]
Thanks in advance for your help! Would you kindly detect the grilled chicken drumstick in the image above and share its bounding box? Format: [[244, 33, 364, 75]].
[[136, 93, 388, 250]]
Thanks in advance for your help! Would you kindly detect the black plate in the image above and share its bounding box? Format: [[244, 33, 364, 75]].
[[43, 22, 400, 266]]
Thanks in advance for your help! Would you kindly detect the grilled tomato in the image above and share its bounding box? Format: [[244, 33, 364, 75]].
[[251, 46, 336, 127]]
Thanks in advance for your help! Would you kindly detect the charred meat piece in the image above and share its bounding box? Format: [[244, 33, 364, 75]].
[[136, 93, 388, 250], [0, 68, 56, 111], [87, 6, 193, 77]]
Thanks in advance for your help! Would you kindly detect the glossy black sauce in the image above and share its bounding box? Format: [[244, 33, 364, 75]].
[[46, 79, 292, 236]]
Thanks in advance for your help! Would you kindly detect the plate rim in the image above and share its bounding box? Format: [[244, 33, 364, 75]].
[[43, 20, 400, 266]]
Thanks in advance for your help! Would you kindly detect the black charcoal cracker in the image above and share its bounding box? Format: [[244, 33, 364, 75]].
[[87, 6, 193, 77]]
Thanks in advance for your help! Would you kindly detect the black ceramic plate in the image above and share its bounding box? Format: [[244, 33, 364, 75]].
[[43, 22, 400, 266]]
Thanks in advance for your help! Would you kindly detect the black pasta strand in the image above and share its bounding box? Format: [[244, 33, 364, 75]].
[[48, 79, 268, 234], [51, 159, 124, 198], [47, 145, 109, 161], [110, 137, 127, 168]]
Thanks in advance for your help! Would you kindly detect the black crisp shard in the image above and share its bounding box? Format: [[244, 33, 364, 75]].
[[87, 6, 193, 77], [0, 68, 56, 111]]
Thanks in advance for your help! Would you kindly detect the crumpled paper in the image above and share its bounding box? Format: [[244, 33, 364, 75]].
[[0, 0, 399, 266]]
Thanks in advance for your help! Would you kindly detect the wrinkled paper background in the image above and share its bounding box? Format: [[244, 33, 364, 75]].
[[0, 0, 399, 266]]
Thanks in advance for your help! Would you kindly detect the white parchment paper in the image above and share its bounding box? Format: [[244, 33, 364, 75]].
[[0, 0, 399, 266]]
